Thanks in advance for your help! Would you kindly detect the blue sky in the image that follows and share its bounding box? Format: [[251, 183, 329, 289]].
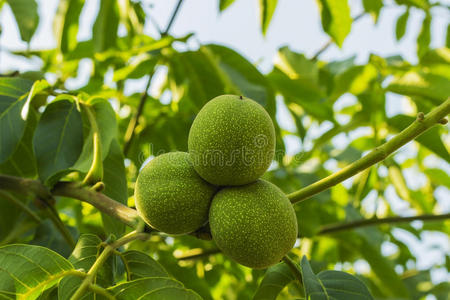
[[0, 0, 449, 289]]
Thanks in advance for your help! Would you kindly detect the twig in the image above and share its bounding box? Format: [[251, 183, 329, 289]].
[[312, 12, 366, 60], [282, 255, 303, 289], [123, 75, 153, 155], [52, 181, 141, 228], [288, 98, 450, 204], [70, 230, 150, 300], [0, 190, 41, 223], [162, 0, 185, 36], [88, 284, 115, 300], [318, 213, 450, 235]]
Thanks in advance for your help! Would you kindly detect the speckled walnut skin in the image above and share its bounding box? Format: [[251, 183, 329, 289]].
[[188, 95, 276, 186], [135, 152, 218, 235], [209, 179, 298, 269]]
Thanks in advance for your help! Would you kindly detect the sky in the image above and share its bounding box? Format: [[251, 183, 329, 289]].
[[0, 0, 449, 289]]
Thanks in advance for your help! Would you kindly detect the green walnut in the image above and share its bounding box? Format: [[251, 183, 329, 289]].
[[209, 179, 298, 269], [188, 95, 275, 186], [134, 152, 217, 234]]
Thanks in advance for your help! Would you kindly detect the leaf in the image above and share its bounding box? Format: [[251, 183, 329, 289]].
[[33, 97, 84, 185], [387, 71, 450, 103], [362, 0, 383, 22], [253, 262, 295, 300], [417, 14, 431, 58], [204, 44, 276, 115], [388, 115, 450, 163], [0, 77, 33, 163], [0, 244, 73, 300], [219, 0, 236, 11], [6, 0, 39, 42], [275, 47, 319, 83], [101, 140, 127, 236], [103, 277, 202, 300], [58, 234, 114, 300], [113, 56, 158, 81], [317, 0, 352, 47], [92, 0, 119, 52], [0, 107, 38, 177], [300, 256, 373, 300], [446, 24, 450, 48], [73, 97, 117, 173], [395, 8, 409, 41], [424, 168, 450, 189], [259, 0, 278, 35], [54, 0, 85, 53], [331, 64, 377, 100], [29, 220, 75, 258], [420, 48, 450, 66], [120, 250, 169, 280]]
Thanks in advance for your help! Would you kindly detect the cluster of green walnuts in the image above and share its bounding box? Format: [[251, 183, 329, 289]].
[[134, 95, 298, 269]]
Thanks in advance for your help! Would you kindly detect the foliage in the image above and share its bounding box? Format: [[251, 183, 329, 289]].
[[0, 0, 449, 299]]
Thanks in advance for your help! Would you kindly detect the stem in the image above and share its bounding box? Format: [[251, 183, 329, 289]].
[[0, 190, 41, 223], [82, 104, 103, 185], [288, 98, 450, 204], [312, 12, 366, 60], [162, 0, 185, 36], [318, 213, 450, 235], [123, 75, 153, 155], [70, 230, 150, 300], [89, 284, 115, 300], [282, 256, 303, 289], [52, 182, 141, 228]]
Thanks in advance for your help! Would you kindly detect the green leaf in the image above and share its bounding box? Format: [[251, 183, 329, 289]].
[[317, 0, 352, 47], [29, 220, 75, 258], [0, 106, 38, 177], [424, 168, 450, 189], [120, 250, 169, 280], [73, 97, 117, 173], [103, 277, 202, 300], [0, 77, 33, 163], [417, 14, 431, 58], [394, 0, 429, 10], [253, 262, 295, 300], [0, 244, 74, 300], [331, 64, 377, 100], [204, 44, 276, 115], [446, 24, 450, 48], [113, 56, 158, 81], [92, 0, 119, 52], [300, 256, 373, 300], [6, 0, 39, 42], [219, 0, 236, 11], [259, 0, 278, 35], [33, 97, 84, 185], [362, 0, 383, 22], [387, 71, 450, 103], [58, 234, 114, 300], [275, 47, 319, 83], [420, 48, 450, 66], [54, 0, 85, 53], [395, 8, 409, 41], [101, 140, 127, 236], [388, 115, 450, 163]]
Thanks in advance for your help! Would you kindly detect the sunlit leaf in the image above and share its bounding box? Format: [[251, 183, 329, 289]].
[[259, 0, 278, 35], [417, 14, 431, 58], [317, 0, 352, 47], [54, 0, 84, 53], [362, 0, 383, 22], [395, 8, 409, 41], [92, 0, 119, 52], [0, 244, 73, 300]]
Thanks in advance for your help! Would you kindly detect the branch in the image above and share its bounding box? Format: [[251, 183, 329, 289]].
[[288, 98, 450, 204], [312, 12, 366, 60], [162, 0, 185, 36], [0, 174, 52, 200], [318, 213, 450, 235], [123, 75, 153, 155], [52, 182, 141, 228]]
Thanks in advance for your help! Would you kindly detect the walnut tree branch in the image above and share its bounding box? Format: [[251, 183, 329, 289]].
[[288, 98, 450, 204], [317, 213, 450, 235]]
